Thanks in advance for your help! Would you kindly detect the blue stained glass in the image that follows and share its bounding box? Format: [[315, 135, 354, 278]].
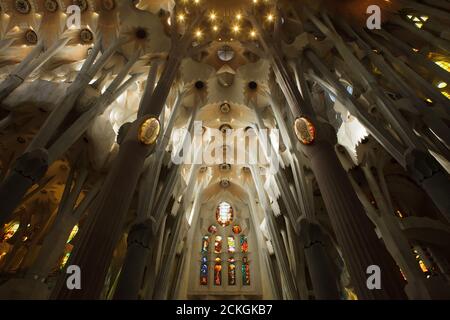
[[200, 256, 208, 285]]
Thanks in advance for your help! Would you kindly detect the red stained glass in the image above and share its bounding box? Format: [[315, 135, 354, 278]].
[[232, 225, 241, 234]]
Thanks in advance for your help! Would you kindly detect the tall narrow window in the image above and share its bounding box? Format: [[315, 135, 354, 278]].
[[227, 236, 236, 253], [214, 257, 222, 286], [228, 258, 236, 285], [67, 225, 79, 243], [240, 235, 248, 253], [201, 236, 209, 254], [214, 236, 222, 253], [200, 256, 208, 285], [242, 257, 250, 285], [216, 201, 233, 226]]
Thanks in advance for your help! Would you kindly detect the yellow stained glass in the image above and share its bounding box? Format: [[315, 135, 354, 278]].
[[419, 260, 429, 273], [60, 252, 71, 269], [2, 221, 20, 241], [67, 225, 79, 243]]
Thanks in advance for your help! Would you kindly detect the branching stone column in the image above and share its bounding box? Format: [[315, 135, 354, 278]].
[[299, 122, 407, 299], [52, 116, 161, 299], [0, 149, 48, 225], [52, 25, 196, 297], [251, 11, 407, 297]]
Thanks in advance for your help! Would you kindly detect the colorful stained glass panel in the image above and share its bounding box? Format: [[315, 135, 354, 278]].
[[214, 236, 222, 253], [242, 256, 250, 285], [214, 258, 222, 286], [216, 202, 233, 227], [228, 258, 236, 285], [208, 225, 217, 234], [232, 225, 241, 234], [200, 256, 208, 285], [227, 236, 236, 253], [240, 235, 248, 253], [201, 236, 209, 253]]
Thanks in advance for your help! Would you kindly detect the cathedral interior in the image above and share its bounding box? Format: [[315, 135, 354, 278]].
[[0, 0, 449, 300]]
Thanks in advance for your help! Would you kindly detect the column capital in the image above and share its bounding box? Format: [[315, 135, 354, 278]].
[[299, 219, 326, 247], [14, 148, 49, 183], [405, 149, 441, 183], [127, 220, 154, 249]]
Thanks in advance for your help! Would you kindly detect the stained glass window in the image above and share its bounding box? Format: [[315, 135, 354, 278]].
[[228, 258, 236, 285], [200, 256, 208, 285], [2, 221, 20, 241], [406, 14, 429, 29], [60, 252, 71, 269], [232, 225, 241, 234], [201, 236, 209, 253], [67, 225, 79, 243], [214, 257, 222, 286], [227, 236, 236, 253], [216, 201, 233, 227], [242, 256, 250, 285], [208, 225, 217, 234], [214, 236, 222, 253], [240, 235, 248, 253], [198, 202, 253, 290]]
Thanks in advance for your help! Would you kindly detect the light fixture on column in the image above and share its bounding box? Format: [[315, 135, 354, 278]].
[[294, 117, 316, 145], [138, 117, 161, 145]]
